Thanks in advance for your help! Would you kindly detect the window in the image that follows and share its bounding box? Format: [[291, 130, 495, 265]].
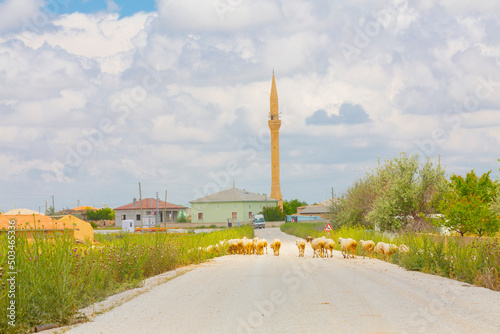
[[146, 211, 151, 215], [216, 206, 219, 210], [248, 212, 253, 219], [233, 205, 236, 209], [249, 205, 251, 209], [198, 213, 204, 220], [121, 214, 126, 220], [232, 212, 238, 219], [136, 214, 141, 221]]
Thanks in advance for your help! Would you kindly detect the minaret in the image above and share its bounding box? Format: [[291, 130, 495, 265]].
[[268, 71, 283, 209]]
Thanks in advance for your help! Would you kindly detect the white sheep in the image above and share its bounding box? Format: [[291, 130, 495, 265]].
[[374, 242, 398, 261], [254, 239, 266, 255], [399, 244, 410, 253], [338, 237, 358, 259], [261, 239, 268, 254], [296, 239, 306, 257], [359, 240, 375, 259], [321, 236, 336, 257], [307, 236, 326, 258], [270, 239, 281, 256]]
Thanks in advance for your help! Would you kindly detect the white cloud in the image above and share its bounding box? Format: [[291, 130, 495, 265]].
[[0, 0, 42, 33], [1, 0, 500, 210], [156, 0, 281, 32]]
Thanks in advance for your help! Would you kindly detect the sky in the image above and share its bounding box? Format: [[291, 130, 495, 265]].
[[1, 0, 500, 212]]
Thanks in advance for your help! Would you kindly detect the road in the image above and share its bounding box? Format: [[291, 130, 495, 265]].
[[62, 228, 500, 334]]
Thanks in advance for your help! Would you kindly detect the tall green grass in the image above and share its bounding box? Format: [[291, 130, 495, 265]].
[[281, 222, 500, 291], [0, 226, 253, 333]]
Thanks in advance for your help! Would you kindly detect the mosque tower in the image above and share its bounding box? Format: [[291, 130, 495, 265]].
[[268, 72, 283, 209]]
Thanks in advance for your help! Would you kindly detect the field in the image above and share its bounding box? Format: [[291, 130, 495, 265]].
[[0, 226, 254, 334], [281, 222, 500, 291]]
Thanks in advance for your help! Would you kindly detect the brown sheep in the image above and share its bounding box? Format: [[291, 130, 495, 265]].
[[270, 239, 281, 256], [374, 242, 398, 261], [296, 239, 306, 257], [321, 237, 336, 257], [359, 240, 375, 259], [307, 236, 326, 258], [338, 237, 358, 259]]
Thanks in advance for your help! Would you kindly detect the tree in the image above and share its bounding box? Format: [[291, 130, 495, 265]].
[[437, 170, 499, 237], [330, 175, 377, 229], [86, 207, 115, 221], [366, 153, 446, 231], [331, 153, 446, 232], [45, 206, 55, 216], [177, 212, 189, 223], [283, 199, 308, 215], [261, 205, 286, 222]]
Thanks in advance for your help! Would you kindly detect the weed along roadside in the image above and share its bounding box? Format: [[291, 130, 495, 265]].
[[0, 225, 254, 334], [281, 223, 500, 291]]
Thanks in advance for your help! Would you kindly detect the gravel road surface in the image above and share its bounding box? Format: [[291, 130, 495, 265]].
[[59, 228, 500, 334]]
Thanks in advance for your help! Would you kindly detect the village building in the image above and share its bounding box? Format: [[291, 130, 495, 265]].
[[114, 198, 188, 227], [190, 186, 278, 224]]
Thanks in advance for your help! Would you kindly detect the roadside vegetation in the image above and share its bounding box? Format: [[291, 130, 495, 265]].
[[0, 226, 253, 334], [330, 152, 500, 237], [281, 222, 500, 291]]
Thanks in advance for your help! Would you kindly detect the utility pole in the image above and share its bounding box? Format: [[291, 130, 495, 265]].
[[164, 190, 167, 226], [139, 182, 143, 234], [156, 192, 159, 227], [438, 154, 441, 168], [52, 195, 55, 213]]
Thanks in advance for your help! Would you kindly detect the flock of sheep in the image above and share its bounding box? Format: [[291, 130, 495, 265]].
[[225, 236, 409, 260], [227, 237, 282, 256]]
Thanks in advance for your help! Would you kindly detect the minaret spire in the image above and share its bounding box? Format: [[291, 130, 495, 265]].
[[268, 71, 283, 209], [270, 71, 279, 119]]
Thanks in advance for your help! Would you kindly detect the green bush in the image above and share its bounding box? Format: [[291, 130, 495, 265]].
[[262, 206, 286, 221]]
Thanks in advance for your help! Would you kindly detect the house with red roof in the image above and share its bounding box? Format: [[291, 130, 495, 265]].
[[114, 198, 188, 227]]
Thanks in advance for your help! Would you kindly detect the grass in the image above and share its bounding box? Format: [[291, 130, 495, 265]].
[[281, 222, 500, 291], [0, 226, 253, 334]]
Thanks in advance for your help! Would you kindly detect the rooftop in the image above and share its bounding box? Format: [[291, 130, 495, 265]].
[[191, 187, 278, 203], [114, 198, 188, 211]]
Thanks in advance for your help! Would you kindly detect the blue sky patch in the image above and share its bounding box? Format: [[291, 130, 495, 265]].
[[44, 0, 156, 17]]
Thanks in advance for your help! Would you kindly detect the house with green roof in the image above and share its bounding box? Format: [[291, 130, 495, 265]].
[[190, 186, 278, 224]]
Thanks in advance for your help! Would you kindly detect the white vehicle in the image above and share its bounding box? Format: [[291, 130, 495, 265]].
[[252, 214, 266, 229]]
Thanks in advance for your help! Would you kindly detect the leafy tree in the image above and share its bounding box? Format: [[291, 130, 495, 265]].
[[437, 170, 499, 237], [366, 153, 446, 231], [86, 207, 115, 221], [330, 176, 377, 229], [45, 206, 55, 216], [261, 205, 286, 222], [332, 153, 446, 232], [177, 212, 189, 223], [283, 199, 308, 215]]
